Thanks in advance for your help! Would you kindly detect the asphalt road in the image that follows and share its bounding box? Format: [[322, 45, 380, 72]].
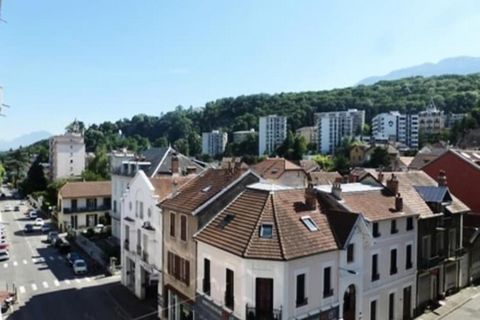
[[0, 195, 157, 320]]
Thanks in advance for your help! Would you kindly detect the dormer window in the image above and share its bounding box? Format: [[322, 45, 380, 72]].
[[301, 216, 318, 231], [259, 224, 273, 239]]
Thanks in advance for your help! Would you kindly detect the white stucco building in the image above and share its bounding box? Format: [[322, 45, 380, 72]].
[[372, 112, 419, 149], [121, 170, 195, 300], [259, 115, 287, 155]]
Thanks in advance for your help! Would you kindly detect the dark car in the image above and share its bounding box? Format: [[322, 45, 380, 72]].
[[55, 238, 71, 254], [24, 224, 34, 233]]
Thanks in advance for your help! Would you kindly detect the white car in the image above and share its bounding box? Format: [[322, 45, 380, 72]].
[[3, 204, 13, 212], [73, 259, 88, 275], [29, 210, 38, 219], [0, 244, 9, 261], [34, 218, 45, 227]]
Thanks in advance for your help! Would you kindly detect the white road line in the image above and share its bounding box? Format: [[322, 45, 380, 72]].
[[75, 278, 81, 284], [49, 256, 55, 261], [31, 283, 37, 291], [19, 286, 26, 294], [3, 263, 7, 268], [65, 279, 71, 285], [85, 277, 91, 282], [13, 261, 18, 266], [54, 280, 60, 287], [42, 281, 49, 288], [22, 259, 27, 265]]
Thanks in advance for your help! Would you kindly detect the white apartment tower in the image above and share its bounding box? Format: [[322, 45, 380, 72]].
[[201, 130, 228, 157], [372, 112, 419, 149], [258, 115, 287, 155], [315, 109, 365, 154], [49, 122, 86, 180]]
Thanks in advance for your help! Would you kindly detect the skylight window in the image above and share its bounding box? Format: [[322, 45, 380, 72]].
[[301, 216, 319, 231], [259, 224, 273, 239], [201, 186, 212, 193]]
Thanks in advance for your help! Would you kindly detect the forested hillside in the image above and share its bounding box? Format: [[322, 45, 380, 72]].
[[78, 74, 480, 154]]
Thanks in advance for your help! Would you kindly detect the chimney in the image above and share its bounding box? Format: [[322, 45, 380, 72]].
[[395, 193, 403, 212], [386, 173, 399, 195], [437, 170, 447, 187], [331, 182, 342, 200], [348, 173, 359, 183], [378, 170, 384, 183], [186, 166, 196, 175], [305, 183, 317, 210], [171, 155, 179, 175]]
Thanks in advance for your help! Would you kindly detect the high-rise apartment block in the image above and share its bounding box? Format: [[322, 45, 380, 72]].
[[315, 109, 365, 154], [202, 130, 228, 157], [49, 122, 86, 180], [258, 115, 287, 155], [372, 112, 419, 149]]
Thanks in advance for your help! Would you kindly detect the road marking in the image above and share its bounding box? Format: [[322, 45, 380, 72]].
[[13, 261, 18, 266], [49, 256, 55, 261], [65, 279, 71, 285], [75, 278, 81, 284], [19, 286, 26, 294], [85, 277, 91, 282], [42, 281, 49, 288], [54, 280, 60, 287], [31, 283, 37, 291], [22, 259, 27, 265], [3, 263, 7, 268]]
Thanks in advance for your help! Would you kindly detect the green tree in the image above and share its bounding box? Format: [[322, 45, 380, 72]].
[[312, 155, 334, 171], [292, 136, 308, 160], [174, 138, 189, 155], [153, 137, 169, 148], [333, 154, 350, 173], [20, 159, 48, 195], [368, 147, 390, 168], [82, 148, 110, 181], [0, 163, 5, 184]]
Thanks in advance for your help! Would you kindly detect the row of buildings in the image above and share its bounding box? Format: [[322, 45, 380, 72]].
[[51, 145, 480, 320]]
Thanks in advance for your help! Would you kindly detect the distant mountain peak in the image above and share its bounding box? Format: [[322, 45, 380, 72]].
[[358, 56, 480, 85], [0, 131, 52, 151]]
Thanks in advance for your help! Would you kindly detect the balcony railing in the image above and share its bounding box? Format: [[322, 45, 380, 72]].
[[245, 305, 282, 320], [63, 205, 111, 214]]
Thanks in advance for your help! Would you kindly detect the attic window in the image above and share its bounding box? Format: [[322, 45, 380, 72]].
[[259, 224, 273, 239], [202, 186, 212, 193], [219, 213, 235, 229], [301, 216, 318, 232]]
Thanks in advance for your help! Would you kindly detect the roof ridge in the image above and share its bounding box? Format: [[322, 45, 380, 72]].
[[243, 191, 272, 257], [271, 192, 287, 260]]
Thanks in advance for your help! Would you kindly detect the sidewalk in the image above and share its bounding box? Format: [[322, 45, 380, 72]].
[[417, 285, 480, 320], [106, 282, 158, 320]]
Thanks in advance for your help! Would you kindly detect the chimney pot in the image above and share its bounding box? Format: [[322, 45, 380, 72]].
[[331, 182, 342, 200], [386, 173, 399, 195], [437, 170, 447, 187], [395, 193, 403, 212], [378, 170, 384, 183]]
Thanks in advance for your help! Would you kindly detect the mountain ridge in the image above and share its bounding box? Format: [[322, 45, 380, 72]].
[[0, 131, 52, 151]]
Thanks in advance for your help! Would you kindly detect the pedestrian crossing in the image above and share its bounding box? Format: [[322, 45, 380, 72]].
[[1, 255, 65, 269], [17, 276, 94, 296]]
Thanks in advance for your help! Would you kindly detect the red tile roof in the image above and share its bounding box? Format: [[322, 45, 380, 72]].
[[161, 168, 247, 214], [252, 158, 304, 180], [149, 176, 196, 202], [195, 188, 339, 260], [59, 181, 111, 199]]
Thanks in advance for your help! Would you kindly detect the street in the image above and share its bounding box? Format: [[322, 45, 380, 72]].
[[0, 194, 157, 320], [443, 290, 480, 320]]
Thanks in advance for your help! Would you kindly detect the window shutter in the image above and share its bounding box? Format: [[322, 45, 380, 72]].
[[185, 260, 190, 286]]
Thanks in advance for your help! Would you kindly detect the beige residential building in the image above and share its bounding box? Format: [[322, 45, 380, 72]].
[[296, 126, 317, 145], [49, 125, 86, 180], [56, 181, 111, 232]]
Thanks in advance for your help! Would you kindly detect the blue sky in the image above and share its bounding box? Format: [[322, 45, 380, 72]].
[[1, 0, 480, 140]]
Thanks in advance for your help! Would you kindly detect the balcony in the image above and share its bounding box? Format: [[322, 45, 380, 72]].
[[63, 205, 111, 214], [419, 256, 443, 270], [245, 305, 282, 320]]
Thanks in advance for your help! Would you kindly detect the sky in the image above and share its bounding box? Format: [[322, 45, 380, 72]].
[[1, 0, 480, 140]]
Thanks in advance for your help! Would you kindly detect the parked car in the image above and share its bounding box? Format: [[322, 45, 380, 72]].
[[94, 224, 105, 233], [14, 205, 20, 212], [47, 231, 59, 243], [29, 210, 38, 219], [67, 252, 81, 266], [0, 246, 9, 261], [73, 259, 88, 275], [41, 224, 51, 233], [34, 218, 44, 227], [24, 224, 35, 233], [3, 205, 13, 212], [55, 238, 71, 254]]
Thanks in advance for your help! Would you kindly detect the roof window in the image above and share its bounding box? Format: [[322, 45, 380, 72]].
[[301, 216, 319, 231], [259, 224, 273, 239]]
